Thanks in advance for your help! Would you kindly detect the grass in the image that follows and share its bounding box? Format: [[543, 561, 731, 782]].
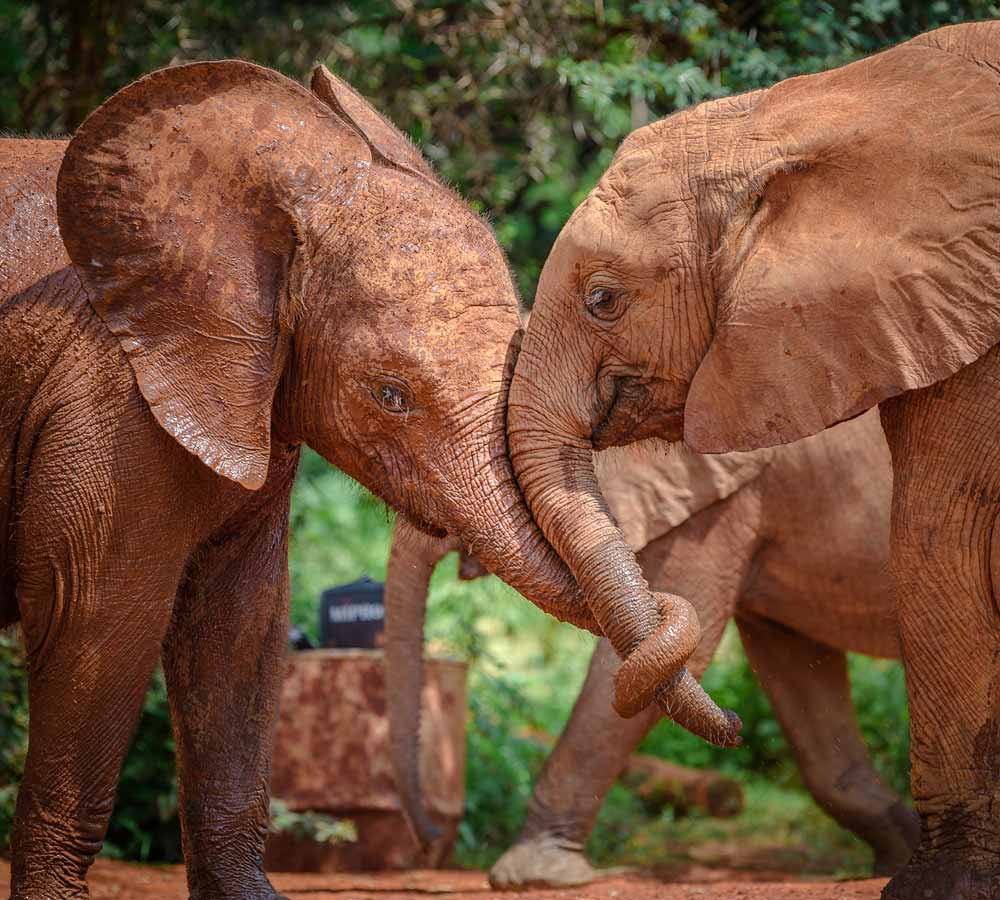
[[594, 777, 875, 879]]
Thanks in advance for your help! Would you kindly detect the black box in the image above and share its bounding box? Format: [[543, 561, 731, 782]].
[[319, 576, 385, 649]]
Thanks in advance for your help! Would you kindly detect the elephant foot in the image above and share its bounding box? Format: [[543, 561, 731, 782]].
[[872, 846, 914, 878], [192, 894, 289, 900], [191, 892, 288, 900], [882, 849, 1000, 900], [10, 862, 90, 899], [488, 834, 628, 891], [189, 869, 288, 900], [191, 889, 288, 900], [11, 890, 89, 900], [872, 843, 917, 879]]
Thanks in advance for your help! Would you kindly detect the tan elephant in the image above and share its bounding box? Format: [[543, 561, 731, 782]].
[[507, 21, 1000, 898], [385, 410, 917, 884], [0, 62, 594, 899]]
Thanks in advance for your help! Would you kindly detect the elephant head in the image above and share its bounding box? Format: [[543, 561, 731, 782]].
[[508, 23, 1000, 740], [56, 60, 596, 633]]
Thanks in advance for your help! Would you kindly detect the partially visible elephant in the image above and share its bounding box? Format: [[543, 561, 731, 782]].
[[0, 62, 593, 900], [386, 410, 918, 884], [508, 21, 1000, 897]]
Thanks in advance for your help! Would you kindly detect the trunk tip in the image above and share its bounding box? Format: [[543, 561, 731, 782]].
[[403, 807, 444, 852], [655, 670, 744, 748]]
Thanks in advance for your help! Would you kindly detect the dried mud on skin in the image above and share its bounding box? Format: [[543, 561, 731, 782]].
[[0, 860, 887, 900]]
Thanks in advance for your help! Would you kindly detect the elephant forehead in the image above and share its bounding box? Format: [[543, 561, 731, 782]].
[[555, 185, 692, 275], [400, 304, 517, 379], [354, 209, 514, 300], [344, 271, 518, 391], [368, 244, 511, 295]]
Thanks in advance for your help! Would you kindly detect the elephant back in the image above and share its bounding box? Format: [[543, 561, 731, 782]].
[[594, 442, 772, 552]]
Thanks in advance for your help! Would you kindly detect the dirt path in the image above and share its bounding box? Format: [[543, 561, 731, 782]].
[[0, 859, 887, 899]]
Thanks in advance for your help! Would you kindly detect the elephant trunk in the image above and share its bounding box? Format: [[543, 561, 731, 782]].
[[507, 359, 742, 747], [384, 520, 454, 853], [443, 380, 601, 637]]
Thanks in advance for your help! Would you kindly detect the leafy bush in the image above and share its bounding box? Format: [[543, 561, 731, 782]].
[[268, 800, 357, 846], [0, 631, 27, 845], [3, 1, 996, 302]]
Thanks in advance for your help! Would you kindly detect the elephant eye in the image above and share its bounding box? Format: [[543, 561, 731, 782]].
[[375, 382, 410, 415], [584, 286, 623, 322]]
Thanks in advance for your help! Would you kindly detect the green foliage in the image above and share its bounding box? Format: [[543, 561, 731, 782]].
[[268, 799, 357, 845], [594, 777, 876, 878], [3, 0, 996, 301], [0, 631, 27, 843]]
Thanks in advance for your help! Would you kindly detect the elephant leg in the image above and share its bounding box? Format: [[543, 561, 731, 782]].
[[162, 448, 299, 900], [489, 488, 761, 890], [9, 467, 184, 897], [880, 348, 1000, 900], [11, 594, 174, 898], [488, 637, 661, 890], [736, 614, 918, 875]]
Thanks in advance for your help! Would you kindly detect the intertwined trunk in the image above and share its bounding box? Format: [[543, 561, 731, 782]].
[[507, 342, 742, 747], [437, 357, 600, 636]]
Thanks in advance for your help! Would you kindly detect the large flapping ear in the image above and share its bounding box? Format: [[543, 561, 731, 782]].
[[594, 442, 771, 552], [58, 60, 372, 489], [685, 23, 1000, 453], [310, 64, 435, 181]]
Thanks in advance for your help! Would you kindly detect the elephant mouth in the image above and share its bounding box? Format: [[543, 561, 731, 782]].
[[591, 377, 684, 450]]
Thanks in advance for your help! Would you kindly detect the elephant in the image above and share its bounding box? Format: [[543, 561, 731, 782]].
[[507, 19, 1000, 898], [385, 409, 918, 885], [0, 61, 596, 899]]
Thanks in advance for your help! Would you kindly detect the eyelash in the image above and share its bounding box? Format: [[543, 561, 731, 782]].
[[374, 383, 411, 415], [584, 285, 624, 322]]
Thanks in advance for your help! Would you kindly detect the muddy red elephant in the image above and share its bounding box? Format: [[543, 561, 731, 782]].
[[508, 21, 1000, 899], [385, 410, 918, 885], [0, 62, 598, 900]]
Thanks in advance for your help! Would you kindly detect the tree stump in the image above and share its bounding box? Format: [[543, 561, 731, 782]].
[[621, 754, 744, 818], [264, 648, 467, 872]]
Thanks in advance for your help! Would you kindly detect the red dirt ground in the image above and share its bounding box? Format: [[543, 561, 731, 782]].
[[0, 860, 887, 899]]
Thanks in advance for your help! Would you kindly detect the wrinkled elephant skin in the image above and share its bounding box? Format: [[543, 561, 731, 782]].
[[0, 62, 586, 900], [508, 21, 1000, 899]]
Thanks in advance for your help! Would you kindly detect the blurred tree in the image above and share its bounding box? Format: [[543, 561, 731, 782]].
[[2, 0, 996, 298]]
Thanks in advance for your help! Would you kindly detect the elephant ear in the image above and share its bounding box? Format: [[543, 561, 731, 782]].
[[684, 28, 1000, 453], [310, 64, 434, 181], [58, 60, 372, 489], [594, 442, 771, 552]]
